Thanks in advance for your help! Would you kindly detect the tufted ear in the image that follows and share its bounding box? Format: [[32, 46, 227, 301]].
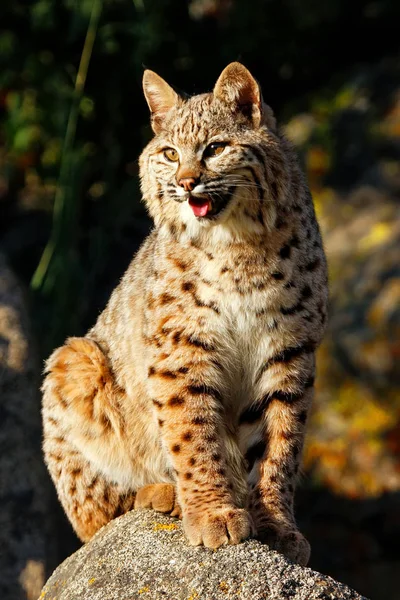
[[143, 70, 180, 134], [213, 62, 274, 129]]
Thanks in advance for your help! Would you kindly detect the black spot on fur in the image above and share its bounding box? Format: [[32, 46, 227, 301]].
[[301, 285, 312, 300], [159, 370, 177, 379], [305, 257, 321, 271], [298, 410, 307, 424], [247, 166, 263, 201], [239, 396, 271, 424], [271, 271, 285, 281], [168, 395, 185, 407], [192, 416, 208, 426], [279, 244, 291, 259], [270, 180, 279, 201], [187, 384, 222, 402], [273, 390, 304, 403], [268, 341, 316, 366], [256, 341, 316, 382], [159, 293, 175, 305], [276, 216, 286, 229], [305, 375, 315, 388], [172, 330, 182, 344], [245, 440, 267, 470], [280, 300, 304, 315], [182, 281, 195, 292], [186, 336, 215, 352]]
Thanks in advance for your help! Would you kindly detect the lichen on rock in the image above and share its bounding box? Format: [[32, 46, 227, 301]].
[[41, 509, 368, 600]]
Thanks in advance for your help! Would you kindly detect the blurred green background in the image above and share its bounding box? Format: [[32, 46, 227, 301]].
[[1, 1, 400, 598]]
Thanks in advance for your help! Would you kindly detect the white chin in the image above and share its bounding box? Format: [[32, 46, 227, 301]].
[[179, 200, 212, 228]]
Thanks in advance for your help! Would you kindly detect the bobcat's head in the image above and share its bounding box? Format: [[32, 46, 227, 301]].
[[140, 62, 290, 242]]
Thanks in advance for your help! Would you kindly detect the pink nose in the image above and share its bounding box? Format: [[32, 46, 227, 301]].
[[178, 177, 197, 192]]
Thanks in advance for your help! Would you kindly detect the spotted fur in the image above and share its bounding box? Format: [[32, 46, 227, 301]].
[[42, 63, 328, 565]]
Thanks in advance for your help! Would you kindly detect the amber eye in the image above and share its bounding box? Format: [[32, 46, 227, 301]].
[[204, 142, 227, 158], [163, 148, 179, 162]]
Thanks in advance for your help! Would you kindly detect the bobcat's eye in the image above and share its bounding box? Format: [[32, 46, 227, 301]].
[[204, 142, 227, 158], [163, 148, 179, 162]]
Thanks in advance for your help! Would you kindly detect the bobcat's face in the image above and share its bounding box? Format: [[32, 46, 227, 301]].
[[140, 63, 285, 239]]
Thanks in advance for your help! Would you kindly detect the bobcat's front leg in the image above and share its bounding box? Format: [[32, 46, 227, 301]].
[[248, 354, 315, 566], [147, 339, 251, 549]]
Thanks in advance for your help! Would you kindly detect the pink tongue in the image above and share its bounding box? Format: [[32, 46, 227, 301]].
[[189, 197, 209, 217]]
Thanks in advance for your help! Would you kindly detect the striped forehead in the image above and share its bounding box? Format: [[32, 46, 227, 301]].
[[168, 94, 224, 145]]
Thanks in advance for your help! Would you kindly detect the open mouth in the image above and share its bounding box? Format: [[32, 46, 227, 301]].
[[188, 195, 212, 218], [186, 186, 236, 219]]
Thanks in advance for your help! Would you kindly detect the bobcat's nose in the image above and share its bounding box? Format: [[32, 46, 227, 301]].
[[178, 177, 198, 192]]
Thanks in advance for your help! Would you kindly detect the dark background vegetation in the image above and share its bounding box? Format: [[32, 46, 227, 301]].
[[1, 1, 400, 598]]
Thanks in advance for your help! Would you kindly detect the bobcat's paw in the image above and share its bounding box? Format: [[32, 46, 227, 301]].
[[256, 521, 310, 566], [134, 483, 182, 518], [183, 507, 251, 549]]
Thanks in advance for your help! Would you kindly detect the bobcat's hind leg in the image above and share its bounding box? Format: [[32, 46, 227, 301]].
[[135, 483, 182, 518], [45, 432, 136, 541], [42, 336, 136, 541]]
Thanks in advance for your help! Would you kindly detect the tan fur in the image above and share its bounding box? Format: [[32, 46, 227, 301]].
[[42, 63, 328, 564], [135, 483, 181, 517]]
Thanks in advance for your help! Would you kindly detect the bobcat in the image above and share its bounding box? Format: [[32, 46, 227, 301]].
[[42, 62, 328, 566]]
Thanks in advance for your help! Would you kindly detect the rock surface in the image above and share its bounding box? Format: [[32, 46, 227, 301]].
[[0, 254, 55, 600], [41, 510, 368, 600]]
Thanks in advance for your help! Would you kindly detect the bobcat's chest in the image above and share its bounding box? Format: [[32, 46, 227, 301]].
[[216, 288, 273, 410], [196, 258, 276, 396], [212, 292, 272, 493]]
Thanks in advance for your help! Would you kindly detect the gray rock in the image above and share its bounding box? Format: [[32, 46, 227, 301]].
[[0, 254, 55, 600], [41, 510, 369, 600]]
